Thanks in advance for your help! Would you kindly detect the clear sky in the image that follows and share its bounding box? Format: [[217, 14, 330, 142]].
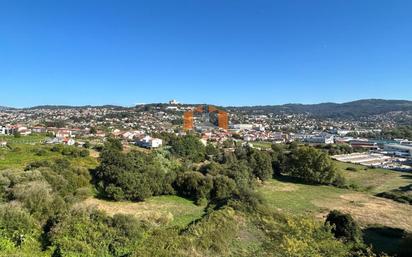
[[1, 0, 411, 107]]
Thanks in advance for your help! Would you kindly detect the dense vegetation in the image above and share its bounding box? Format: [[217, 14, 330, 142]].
[[0, 136, 406, 256], [383, 125, 412, 140]]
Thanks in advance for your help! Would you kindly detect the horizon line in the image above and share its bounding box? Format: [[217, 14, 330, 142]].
[[1, 98, 411, 109]]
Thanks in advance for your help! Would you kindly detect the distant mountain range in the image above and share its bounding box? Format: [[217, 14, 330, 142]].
[[1, 99, 411, 119], [0, 106, 14, 110], [26, 105, 126, 110], [227, 99, 412, 118]]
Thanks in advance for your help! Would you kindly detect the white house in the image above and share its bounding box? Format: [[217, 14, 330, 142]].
[[0, 126, 16, 135], [136, 136, 163, 148], [122, 130, 144, 141]]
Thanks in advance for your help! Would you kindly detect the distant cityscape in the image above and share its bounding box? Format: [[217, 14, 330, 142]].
[[1, 99, 411, 171]]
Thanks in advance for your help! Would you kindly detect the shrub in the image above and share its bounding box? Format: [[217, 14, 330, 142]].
[[346, 167, 358, 171], [0, 204, 40, 247], [79, 149, 90, 157], [211, 175, 236, 201], [332, 172, 347, 188], [325, 210, 362, 243], [174, 172, 213, 203], [34, 148, 47, 156]]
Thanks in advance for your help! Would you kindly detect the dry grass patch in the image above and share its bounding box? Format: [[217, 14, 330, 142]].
[[314, 193, 412, 232], [260, 179, 412, 233], [80, 195, 205, 227]]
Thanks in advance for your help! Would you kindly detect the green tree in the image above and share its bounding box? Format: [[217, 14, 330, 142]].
[[174, 171, 213, 204], [170, 135, 206, 162], [248, 149, 273, 181], [104, 137, 123, 151], [205, 143, 219, 158], [211, 175, 236, 200], [286, 146, 337, 184]]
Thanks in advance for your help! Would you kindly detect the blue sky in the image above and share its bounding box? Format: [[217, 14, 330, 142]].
[[1, 0, 411, 107]]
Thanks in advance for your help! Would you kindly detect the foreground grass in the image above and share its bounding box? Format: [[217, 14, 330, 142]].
[[81, 195, 206, 227], [259, 178, 412, 232]]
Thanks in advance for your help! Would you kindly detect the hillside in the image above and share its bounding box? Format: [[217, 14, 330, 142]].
[[228, 99, 412, 119]]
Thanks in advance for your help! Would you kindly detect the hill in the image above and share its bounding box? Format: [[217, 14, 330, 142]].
[[229, 99, 412, 119]]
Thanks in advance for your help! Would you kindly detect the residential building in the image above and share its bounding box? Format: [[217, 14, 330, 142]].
[[0, 126, 16, 135], [32, 126, 47, 133], [56, 129, 71, 138], [136, 136, 163, 148]]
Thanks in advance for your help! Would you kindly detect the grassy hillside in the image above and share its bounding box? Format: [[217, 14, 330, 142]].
[[259, 179, 412, 231], [0, 140, 98, 170], [81, 195, 205, 227], [258, 161, 412, 257], [334, 161, 412, 194]]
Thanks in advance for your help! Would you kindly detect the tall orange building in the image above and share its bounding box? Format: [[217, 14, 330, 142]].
[[183, 105, 228, 130], [183, 111, 194, 130]]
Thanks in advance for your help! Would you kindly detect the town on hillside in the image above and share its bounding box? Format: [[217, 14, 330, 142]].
[[1, 99, 411, 171]]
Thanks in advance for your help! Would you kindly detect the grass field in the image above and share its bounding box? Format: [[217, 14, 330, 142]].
[[0, 144, 59, 170], [81, 195, 206, 227], [259, 159, 412, 257], [334, 161, 412, 194], [250, 141, 273, 149], [259, 178, 412, 232], [0, 134, 47, 144], [0, 143, 98, 170]]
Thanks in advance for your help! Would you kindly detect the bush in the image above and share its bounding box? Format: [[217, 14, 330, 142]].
[[51, 145, 63, 152], [79, 149, 90, 157], [174, 171, 213, 203], [211, 175, 236, 201], [376, 191, 412, 205], [332, 172, 347, 188], [49, 208, 143, 257], [34, 148, 47, 156], [325, 210, 362, 243], [11, 181, 55, 221], [0, 204, 40, 247], [346, 167, 358, 171]]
